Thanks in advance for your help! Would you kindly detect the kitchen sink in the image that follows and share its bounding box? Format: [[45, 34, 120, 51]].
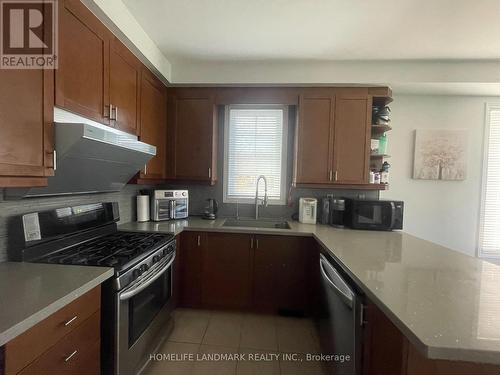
[[223, 218, 291, 230]]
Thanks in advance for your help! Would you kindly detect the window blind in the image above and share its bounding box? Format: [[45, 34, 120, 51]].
[[224, 106, 287, 204], [479, 106, 500, 257]]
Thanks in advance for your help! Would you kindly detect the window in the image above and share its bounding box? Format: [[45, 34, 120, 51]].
[[479, 104, 500, 258], [223, 105, 288, 204]]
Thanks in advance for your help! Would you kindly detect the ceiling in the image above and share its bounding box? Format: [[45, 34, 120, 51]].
[[123, 0, 500, 63]]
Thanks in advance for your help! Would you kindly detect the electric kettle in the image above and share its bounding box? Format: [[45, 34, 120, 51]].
[[203, 198, 218, 220]]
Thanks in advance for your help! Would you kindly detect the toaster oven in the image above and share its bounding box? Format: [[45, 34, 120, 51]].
[[151, 190, 189, 221]]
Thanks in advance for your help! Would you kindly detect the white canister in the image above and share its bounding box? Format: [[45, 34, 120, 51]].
[[136, 195, 150, 222]]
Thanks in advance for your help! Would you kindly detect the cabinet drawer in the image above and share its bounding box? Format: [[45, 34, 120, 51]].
[[17, 312, 100, 375], [5, 286, 100, 375]]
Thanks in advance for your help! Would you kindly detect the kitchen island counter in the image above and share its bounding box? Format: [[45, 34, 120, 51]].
[[120, 218, 500, 365]]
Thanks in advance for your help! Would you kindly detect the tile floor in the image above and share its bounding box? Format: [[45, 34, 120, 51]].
[[144, 308, 328, 375]]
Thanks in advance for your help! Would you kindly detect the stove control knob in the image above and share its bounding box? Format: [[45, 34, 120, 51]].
[[133, 269, 142, 279], [152, 255, 161, 264], [140, 264, 149, 273]]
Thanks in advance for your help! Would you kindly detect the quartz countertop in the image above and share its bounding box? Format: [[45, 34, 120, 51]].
[[0, 262, 113, 346], [120, 217, 500, 365]]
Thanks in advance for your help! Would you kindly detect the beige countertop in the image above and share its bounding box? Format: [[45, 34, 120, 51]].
[[0, 262, 113, 347], [120, 217, 500, 365]]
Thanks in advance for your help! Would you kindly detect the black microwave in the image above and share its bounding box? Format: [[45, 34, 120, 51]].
[[344, 199, 404, 231]]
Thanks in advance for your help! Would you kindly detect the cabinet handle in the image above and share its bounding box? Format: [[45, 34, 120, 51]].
[[197, 235, 201, 247], [64, 315, 78, 326], [250, 237, 253, 249], [110, 104, 114, 120], [144, 164, 147, 175], [360, 304, 368, 326], [256, 238, 259, 249], [53, 150, 57, 171], [64, 350, 78, 362], [208, 167, 211, 178], [334, 171, 338, 181], [115, 106, 118, 122], [329, 170, 333, 181]]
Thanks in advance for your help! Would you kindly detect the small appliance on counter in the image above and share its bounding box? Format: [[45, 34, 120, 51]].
[[151, 189, 189, 221], [136, 194, 150, 222], [319, 196, 332, 224], [203, 198, 219, 220], [344, 198, 403, 231], [299, 197, 317, 224], [330, 198, 346, 228]]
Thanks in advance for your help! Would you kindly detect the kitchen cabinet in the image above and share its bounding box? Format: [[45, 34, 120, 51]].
[[177, 231, 311, 312], [333, 96, 371, 184], [0, 68, 54, 187], [293, 88, 373, 187], [56, 0, 110, 124], [253, 235, 309, 314], [109, 36, 141, 135], [137, 68, 167, 181], [178, 232, 203, 308], [201, 232, 253, 309], [294, 89, 335, 184], [362, 301, 500, 375], [167, 89, 217, 184], [3, 286, 101, 375]]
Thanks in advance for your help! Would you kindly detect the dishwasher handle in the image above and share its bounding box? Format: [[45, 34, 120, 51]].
[[319, 254, 354, 309]]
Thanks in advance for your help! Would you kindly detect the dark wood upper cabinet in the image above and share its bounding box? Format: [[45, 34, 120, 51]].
[[201, 232, 252, 309], [138, 69, 167, 181], [294, 89, 335, 184], [0, 68, 54, 187], [167, 89, 217, 184], [333, 96, 371, 184], [109, 37, 141, 135], [56, 0, 110, 124], [293, 88, 372, 186]]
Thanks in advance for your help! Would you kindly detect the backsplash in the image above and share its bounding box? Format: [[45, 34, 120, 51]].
[[0, 185, 146, 262]]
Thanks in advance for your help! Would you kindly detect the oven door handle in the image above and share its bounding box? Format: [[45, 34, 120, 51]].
[[119, 250, 176, 301]]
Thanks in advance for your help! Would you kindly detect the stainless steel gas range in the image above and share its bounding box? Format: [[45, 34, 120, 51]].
[[10, 202, 175, 375]]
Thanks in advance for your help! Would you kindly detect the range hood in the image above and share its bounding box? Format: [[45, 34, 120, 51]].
[[6, 109, 156, 199]]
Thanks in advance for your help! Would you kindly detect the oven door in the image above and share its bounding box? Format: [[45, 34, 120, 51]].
[[351, 201, 395, 230], [116, 251, 176, 375]]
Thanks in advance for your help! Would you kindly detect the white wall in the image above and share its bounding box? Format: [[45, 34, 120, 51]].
[[381, 95, 499, 257]]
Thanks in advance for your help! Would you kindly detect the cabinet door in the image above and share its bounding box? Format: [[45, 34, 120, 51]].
[[178, 232, 203, 308], [167, 90, 217, 183], [333, 97, 371, 184], [294, 91, 334, 184], [0, 68, 54, 186], [56, 0, 110, 124], [253, 235, 308, 313], [138, 69, 167, 180], [201, 232, 252, 309], [109, 37, 140, 135]]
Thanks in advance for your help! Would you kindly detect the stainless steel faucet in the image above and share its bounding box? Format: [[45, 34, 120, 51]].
[[255, 175, 268, 220]]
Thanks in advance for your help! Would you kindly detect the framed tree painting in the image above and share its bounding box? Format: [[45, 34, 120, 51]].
[[413, 129, 468, 180]]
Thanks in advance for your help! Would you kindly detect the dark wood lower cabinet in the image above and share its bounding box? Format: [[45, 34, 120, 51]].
[[253, 235, 310, 314], [201, 232, 253, 309], [178, 232, 203, 308], [363, 301, 500, 375], [177, 231, 312, 314]]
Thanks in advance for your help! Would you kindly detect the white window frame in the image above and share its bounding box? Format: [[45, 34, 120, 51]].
[[478, 103, 500, 258], [223, 104, 288, 205]]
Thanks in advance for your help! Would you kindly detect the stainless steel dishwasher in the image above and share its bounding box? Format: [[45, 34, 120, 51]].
[[318, 253, 363, 375]]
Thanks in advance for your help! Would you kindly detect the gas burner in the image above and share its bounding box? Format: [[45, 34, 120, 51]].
[[34, 231, 174, 272]]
